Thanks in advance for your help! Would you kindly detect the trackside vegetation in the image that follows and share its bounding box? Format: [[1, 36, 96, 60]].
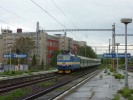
[[0, 88, 31, 100], [104, 66, 133, 100], [114, 73, 124, 79], [112, 94, 120, 100], [118, 87, 133, 100], [0, 70, 32, 76]]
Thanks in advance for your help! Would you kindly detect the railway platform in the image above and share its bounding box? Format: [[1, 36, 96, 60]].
[[55, 69, 133, 100], [0, 69, 57, 80]]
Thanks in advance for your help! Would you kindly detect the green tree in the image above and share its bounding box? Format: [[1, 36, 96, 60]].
[[78, 46, 97, 58], [32, 54, 37, 65], [41, 59, 44, 68], [12, 37, 36, 64], [13, 37, 35, 54], [50, 50, 61, 68], [119, 58, 125, 64]]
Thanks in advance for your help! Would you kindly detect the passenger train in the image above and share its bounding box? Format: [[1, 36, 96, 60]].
[[57, 53, 101, 73]]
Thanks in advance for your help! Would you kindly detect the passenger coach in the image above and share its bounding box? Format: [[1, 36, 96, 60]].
[[57, 53, 101, 73]]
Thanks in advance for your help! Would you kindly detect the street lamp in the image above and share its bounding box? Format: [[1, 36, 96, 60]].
[[115, 43, 120, 72], [9, 46, 12, 72], [121, 18, 132, 87]]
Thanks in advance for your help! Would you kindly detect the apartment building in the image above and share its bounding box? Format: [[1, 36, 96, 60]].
[[0, 29, 48, 65], [0, 28, 86, 65], [47, 35, 59, 64], [0, 35, 3, 63], [58, 36, 73, 51], [78, 41, 87, 47]]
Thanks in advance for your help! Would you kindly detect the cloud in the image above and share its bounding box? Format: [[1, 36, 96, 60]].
[[0, 0, 133, 54]]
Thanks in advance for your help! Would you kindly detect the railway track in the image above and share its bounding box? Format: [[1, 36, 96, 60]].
[[52, 69, 101, 100], [0, 67, 101, 100], [0, 71, 58, 94], [0, 71, 57, 88], [120, 65, 133, 72], [25, 68, 102, 100], [0, 75, 59, 94]]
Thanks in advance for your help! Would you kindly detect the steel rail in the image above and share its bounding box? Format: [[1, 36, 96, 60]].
[[24, 69, 101, 100]]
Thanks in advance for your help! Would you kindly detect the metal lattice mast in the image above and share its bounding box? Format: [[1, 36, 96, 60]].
[[112, 23, 115, 53], [109, 39, 111, 53]]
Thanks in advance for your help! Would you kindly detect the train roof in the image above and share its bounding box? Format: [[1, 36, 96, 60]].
[[78, 56, 101, 61], [57, 53, 101, 61]]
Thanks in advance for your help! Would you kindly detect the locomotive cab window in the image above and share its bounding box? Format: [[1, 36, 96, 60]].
[[64, 55, 70, 60], [57, 56, 63, 60]]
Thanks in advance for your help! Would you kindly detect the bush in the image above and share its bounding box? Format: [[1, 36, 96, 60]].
[[110, 68, 114, 72], [118, 87, 132, 98], [100, 75, 103, 78], [122, 87, 131, 98], [113, 94, 120, 100], [128, 96, 133, 100], [115, 74, 124, 79]]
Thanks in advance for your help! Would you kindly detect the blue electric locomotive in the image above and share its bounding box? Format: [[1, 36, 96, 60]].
[[57, 53, 80, 73], [57, 53, 101, 73]]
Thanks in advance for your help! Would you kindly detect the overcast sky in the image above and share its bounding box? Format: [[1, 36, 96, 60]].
[[0, 0, 133, 54]]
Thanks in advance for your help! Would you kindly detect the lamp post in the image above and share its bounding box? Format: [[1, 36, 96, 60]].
[[115, 43, 120, 72], [46, 42, 48, 70], [121, 18, 132, 87], [9, 46, 12, 72]]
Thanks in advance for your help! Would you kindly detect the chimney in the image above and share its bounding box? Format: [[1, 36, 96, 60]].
[[17, 28, 22, 33]]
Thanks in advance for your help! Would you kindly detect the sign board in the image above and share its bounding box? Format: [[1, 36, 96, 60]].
[[103, 53, 131, 58], [117, 53, 130, 58], [103, 53, 116, 58], [3, 54, 27, 58]]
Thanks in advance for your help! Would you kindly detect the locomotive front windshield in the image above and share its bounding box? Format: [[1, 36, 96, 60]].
[[57, 55, 70, 60]]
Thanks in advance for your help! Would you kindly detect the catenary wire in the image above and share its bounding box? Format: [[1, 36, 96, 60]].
[[0, 5, 35, 28], [31, 0, 81, 40], [0, 19, 31, 32]]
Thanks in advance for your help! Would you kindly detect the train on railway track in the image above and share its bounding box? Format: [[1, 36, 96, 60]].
[[57, 52, 101, 73]]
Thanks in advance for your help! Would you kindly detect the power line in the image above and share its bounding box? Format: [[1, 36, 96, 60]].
[[50, 0, 81, 40], [0, 6, 19, 17], [0, 5, 35, 27], [31, 0, 81, 40], [0, 20, 18, 28], [51, 0, 65, 16], [0, 19, 31, 32], [31, 0, 66, 29], [51, 0, 78, 28]]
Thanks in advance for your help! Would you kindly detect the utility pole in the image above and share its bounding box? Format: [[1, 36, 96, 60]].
[[109, 39, 111, 53], [112, 23, 115, 53], [121, 18, 132, 87], [36, 22, 39, 57], [36, 22, 40, 65], [10, 46, 11, 72], [112, 23, 115, 70], [64, 32, 66, 51]]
